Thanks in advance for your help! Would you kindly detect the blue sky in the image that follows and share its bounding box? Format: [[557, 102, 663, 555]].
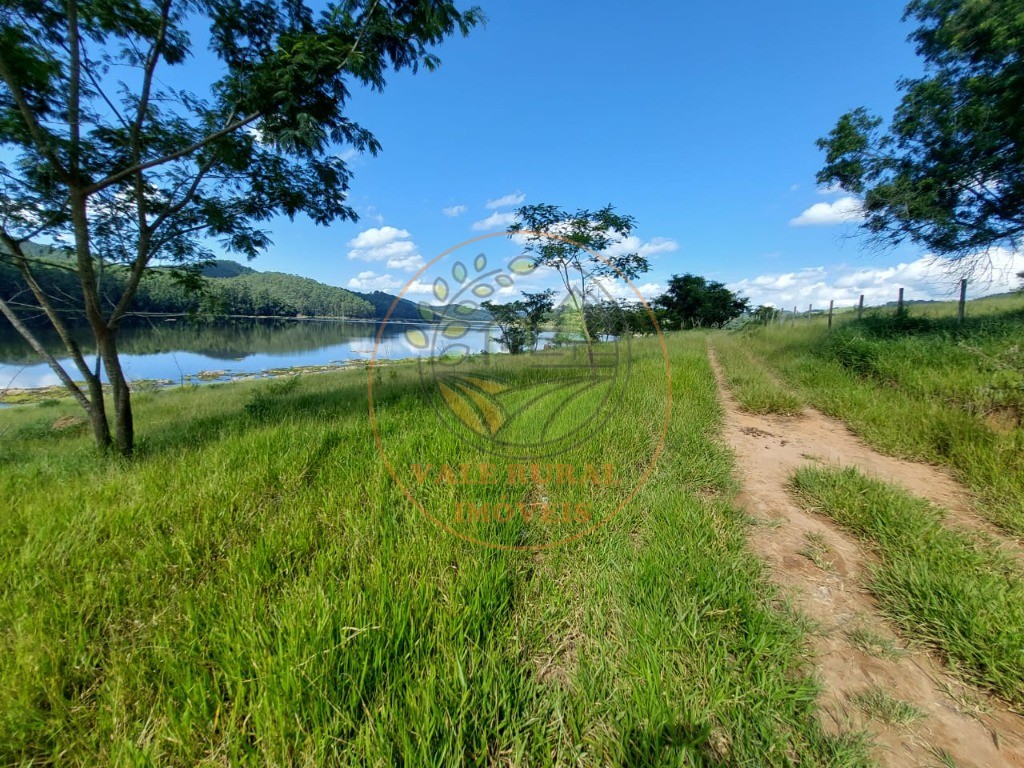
[[235, 0, 1021, 307]]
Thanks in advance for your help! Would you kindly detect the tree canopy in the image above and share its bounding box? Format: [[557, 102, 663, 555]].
[[480, 290, 554, 355], [0, 0, 482, 453], [508, 203, 648, 370], [654, 274, 748, 329], [816, 0, 1024, 270]]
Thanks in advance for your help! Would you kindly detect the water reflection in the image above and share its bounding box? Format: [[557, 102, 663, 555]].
[[0, 318, 495, 389]]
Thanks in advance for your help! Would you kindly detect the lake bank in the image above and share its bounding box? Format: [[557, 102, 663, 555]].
[[0, 317, 509, 394]]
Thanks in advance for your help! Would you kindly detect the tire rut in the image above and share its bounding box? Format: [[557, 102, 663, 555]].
[[708, 345, 1024, 768]]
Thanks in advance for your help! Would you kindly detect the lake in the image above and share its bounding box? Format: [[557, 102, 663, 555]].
[[0, 317, 504, 390]]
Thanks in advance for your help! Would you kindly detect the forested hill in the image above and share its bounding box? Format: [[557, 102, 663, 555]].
[[0, 252, 375, 319], [1, 252, 489, 321]]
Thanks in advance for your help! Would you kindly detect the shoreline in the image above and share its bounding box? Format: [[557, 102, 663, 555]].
[[0, 356, 428, 406]]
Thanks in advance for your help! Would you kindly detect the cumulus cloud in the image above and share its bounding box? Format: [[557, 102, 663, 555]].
[[471, 211, 518, 231], [591, 278, 665, 301], [442, 204, 468, 217], [347, 226, 424, 271], [790, 196, 864, 226], [485, 191, 525, 209], [346, 270, 433, 295], [730, 248, 1023, 308], [603, 234, 679, 260]]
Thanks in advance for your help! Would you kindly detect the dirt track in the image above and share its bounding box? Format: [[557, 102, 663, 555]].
[[709, 347, 1024, 768]]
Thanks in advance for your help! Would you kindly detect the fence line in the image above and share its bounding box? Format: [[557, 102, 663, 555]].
[[774, 281, 972, 329]]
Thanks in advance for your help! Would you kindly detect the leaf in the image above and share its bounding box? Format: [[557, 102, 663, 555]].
[[509, 257, 536, 275], [405, 328, 429, 349], [442, 321, 469, 339], [433, 278, 449, 302]]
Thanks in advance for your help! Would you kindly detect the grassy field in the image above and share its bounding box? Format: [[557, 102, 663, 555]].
[[731, 293, 1024, 535], [708, 335, 804, 415], [791, 465, 1024, 706], [0, 335, 869, 766]]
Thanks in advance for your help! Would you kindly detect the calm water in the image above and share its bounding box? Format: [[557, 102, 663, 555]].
[[0, 318, 501, 390]]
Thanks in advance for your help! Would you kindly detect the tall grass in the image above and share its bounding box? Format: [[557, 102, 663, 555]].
[[791, 465, 1024, 706], [710, 335, 804, 415], [732, 296, 1024, 534], [0, 335, 869, 765]]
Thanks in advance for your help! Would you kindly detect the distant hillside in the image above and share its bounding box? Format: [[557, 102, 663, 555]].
[[349, 290, 433, 321], [0, 251, 491, 322], [201, 259, 256, 278], [0, 254, 374, 319]]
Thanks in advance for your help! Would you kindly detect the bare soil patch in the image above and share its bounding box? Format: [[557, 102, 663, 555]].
[[709, 347, 1024, 767]]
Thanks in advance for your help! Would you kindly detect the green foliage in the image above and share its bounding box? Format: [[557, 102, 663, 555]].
[[0, 256, 375, 318], [816, 0, 1024, 262], [733, 296, 1024, 534], [201, 260, 257, 278], [0, 0, 482, 453], [712, 335, 805, 415], [509, 203, 649, 366], [655, 273, 749, 329], [480, 289, 553, 354], [0, 334, 869, 766], [792, 466, 1024, 705]]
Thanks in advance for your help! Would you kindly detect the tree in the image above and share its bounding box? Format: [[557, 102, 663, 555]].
[[816, 0, 1024, 272], [751, 304, 778, 325], [654, 274, 748, 329], [519, 289, 556, 350], [0, 0, 482, 454], [508, 204, 648, 372], [481, 289, 554, 355]]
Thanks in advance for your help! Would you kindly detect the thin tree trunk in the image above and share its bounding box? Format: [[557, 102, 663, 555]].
[[0, 295, 111, 447], [97, 328, 132, 454]]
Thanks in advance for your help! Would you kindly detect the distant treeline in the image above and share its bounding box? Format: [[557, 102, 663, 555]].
[[0, 253, 379, 320]]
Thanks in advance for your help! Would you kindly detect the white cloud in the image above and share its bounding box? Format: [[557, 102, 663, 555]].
[[485, 192, 525, 209], [790, 196, 864, 226], [816, 183, 846, 195], [603, 234, 679, 260], [471, 211, 518, 231], [337, 147, 360, 163], [346, 270, 433, 295], [347, 226, 424, 271], [730, 249, 1023, 308], [591, 278, 665, 301], [442, 204, 468, 217]]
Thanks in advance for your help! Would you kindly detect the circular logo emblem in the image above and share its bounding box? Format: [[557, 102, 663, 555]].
[[369, 231, 670, 550]]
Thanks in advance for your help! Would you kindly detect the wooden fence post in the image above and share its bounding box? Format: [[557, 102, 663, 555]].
[[857, 294, 864, 320], [828, 299, 834, 330], [957, 279, 967, 327], [897, 287, 904, 314]]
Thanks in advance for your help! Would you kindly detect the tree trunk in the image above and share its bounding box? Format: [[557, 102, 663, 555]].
[[85, 374, 112, 450], [97, 328, 133, 455], [0, 293, 111, 449]]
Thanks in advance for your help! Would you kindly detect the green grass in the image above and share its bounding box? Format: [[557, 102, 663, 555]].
[[729, 294, 1024, 534], [791, 465, 1024, 706], [710, 335, 805, 415], [798, 531, 835, 572], [844, 626, 905, 661], [849, 685, 924, 727], [0, 334, 869, 766]]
